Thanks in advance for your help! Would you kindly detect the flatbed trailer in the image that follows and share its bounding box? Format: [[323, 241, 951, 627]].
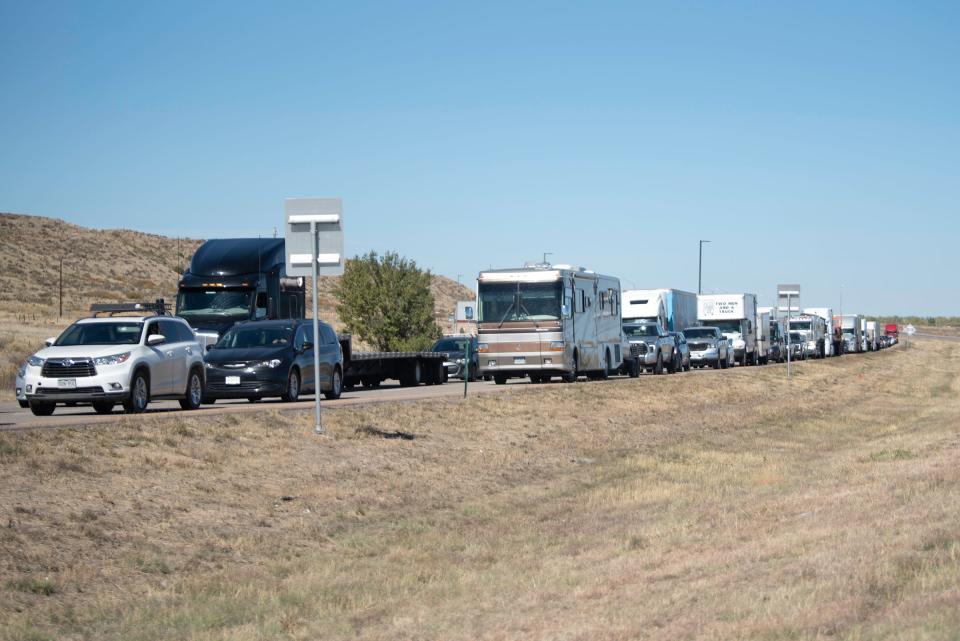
[[339, 335, 448, 388]]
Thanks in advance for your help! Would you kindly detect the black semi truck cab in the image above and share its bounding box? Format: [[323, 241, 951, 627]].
[[177, 238, 305, 348]]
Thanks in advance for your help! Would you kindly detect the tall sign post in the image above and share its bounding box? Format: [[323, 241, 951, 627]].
[[285, 198, 344, 435], [777, 284, 801, 380]]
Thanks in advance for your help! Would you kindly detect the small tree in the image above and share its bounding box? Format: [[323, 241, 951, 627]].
[[333, 251, 441, 352]]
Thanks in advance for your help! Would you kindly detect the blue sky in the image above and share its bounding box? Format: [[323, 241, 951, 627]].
[[1, 1, 957, 315]]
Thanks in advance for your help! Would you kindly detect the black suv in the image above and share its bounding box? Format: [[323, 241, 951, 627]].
[[203, 319, 343, 403], [430, 335, 479, 381]]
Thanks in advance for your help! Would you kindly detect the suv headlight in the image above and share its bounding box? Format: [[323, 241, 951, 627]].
[[259, 359, 282, 369], [93, 352, 132, 366], [27, 355, 45, 367]]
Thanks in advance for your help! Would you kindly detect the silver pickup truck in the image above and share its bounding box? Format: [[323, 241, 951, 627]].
[[623, 320, 679, 374], [683, 326, 733, 369]]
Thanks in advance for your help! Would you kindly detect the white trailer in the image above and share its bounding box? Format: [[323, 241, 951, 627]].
[[865, 320, 881, 351], [622, 289, 697, 332], [697, 293, 759, 365], [803, 307, 835, 357]]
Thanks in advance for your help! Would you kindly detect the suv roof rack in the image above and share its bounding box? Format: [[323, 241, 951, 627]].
[[90, 299, 169, 317]]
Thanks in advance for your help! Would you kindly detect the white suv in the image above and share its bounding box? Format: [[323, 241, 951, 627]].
[[19, 310, 205, 416]]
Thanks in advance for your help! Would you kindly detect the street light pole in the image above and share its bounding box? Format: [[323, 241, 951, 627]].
[[698, 240, 710, 294]]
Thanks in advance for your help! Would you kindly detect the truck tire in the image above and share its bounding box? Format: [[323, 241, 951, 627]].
[[599, 350, 611, 380], [628, 358, 640, 378], [719, 354, 728, 369], [653, 352, 664, 375], [399, 361, 422, 387], [739, 351, 747, 367], [562, 353, 578, 383], [494, 374, 508, 385], [666, 350, 677, 374]]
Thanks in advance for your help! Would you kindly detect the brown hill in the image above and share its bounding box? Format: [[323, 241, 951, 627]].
[[0, 213, 474, 328]]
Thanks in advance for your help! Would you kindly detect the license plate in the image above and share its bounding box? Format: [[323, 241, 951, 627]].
[[57, 379, 77, 389], [514, 357, 526, 365], [225, 376, 241, 386]]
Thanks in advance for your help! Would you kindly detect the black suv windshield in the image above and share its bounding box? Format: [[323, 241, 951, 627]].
[[624, 324, 659, 337], [56, 322, 143, 346], [217, 326, 292, 349], [177, 290, 252, 318]]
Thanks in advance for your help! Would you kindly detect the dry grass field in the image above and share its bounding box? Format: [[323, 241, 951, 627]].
[[1, 340, 958, 640]]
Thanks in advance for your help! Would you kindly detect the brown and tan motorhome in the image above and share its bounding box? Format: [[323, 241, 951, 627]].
[[477, 263, 624, 384]]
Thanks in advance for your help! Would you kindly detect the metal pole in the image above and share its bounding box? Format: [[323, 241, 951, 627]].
[[698, 240, 709, 294], [786, 292, 791, 380], [311, 221, 324, 434], [59, 257, 63, 319], [463, 339, 470, 398]]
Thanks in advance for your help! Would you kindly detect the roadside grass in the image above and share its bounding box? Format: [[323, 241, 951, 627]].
[[1, 340, 959, 640]]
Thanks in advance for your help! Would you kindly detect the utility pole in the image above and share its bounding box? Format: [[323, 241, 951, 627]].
[[698, 240, 710, 294], [59, 257, 63, 319]]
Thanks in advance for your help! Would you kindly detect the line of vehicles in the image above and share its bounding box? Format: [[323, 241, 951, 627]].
[[474, 262, 898, 384], [13, 242, 898, 416]]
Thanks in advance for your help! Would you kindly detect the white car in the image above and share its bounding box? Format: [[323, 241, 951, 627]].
[[19, 309, 206, 416]]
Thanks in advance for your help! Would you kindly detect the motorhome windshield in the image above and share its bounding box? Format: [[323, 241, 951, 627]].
[[177, 290, 253, 318], [713, 320, 743, 334], [478, 282, 561, 322], [790, 321, 812, 330], [623, 324, 659, 337], [683, 328, 716, 338]]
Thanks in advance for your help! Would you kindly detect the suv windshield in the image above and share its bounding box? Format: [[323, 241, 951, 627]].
[[177, 290, 253, 318], [432, 338, 472, 352], [683, 328, 716, 339], [56, 322, 144, 346], [217, 326, 292, 349], [623, 324, 659, 337]]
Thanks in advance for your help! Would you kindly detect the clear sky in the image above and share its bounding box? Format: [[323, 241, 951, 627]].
[[2, 1, 957, 315]]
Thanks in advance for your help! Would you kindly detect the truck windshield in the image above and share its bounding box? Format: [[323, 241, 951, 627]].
[[789, 332, 805, 342], [478, 282, 561, 322], [56, 322, 144, 346], [790, 321, 811, 330], [842, 328, 855, 335], [177, 290, 253, 318], [623, 324, 659, 337], [683, 328, 715, 338], [713, 320, 742, 334]]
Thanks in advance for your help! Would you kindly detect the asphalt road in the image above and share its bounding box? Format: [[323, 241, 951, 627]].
[[0, 378, 517, 432]]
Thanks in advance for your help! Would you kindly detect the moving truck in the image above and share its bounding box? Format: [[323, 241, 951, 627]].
[[865, 321, 881, 351], [697, 293, 758, 366], [755, 310, 773, 364], [477, 264, 626, 384], [177, 238, 305, 349], [622, 289, 697, 332]]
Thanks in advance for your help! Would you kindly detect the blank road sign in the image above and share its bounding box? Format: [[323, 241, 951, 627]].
[[284, 198, 344, 277]]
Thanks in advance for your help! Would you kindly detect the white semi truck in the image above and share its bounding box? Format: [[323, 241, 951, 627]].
[[789, 313, 827, 359], [697, 293, 758, 366], [841, 314, 864, 353], [803, 307, 835, 357], [621, 289, 697, 333]]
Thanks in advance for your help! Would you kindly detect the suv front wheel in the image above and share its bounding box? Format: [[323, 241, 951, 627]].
[[123, 371, 150, 414]]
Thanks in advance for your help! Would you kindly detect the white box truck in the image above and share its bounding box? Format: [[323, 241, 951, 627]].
[[622, 289, 697, 332], [697, 293, 758, 366]]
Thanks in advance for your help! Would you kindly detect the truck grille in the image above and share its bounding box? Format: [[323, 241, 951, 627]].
[[688, 342, 710, 352], [630, 343, 647, 356], [42, 359, 97, 378]]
